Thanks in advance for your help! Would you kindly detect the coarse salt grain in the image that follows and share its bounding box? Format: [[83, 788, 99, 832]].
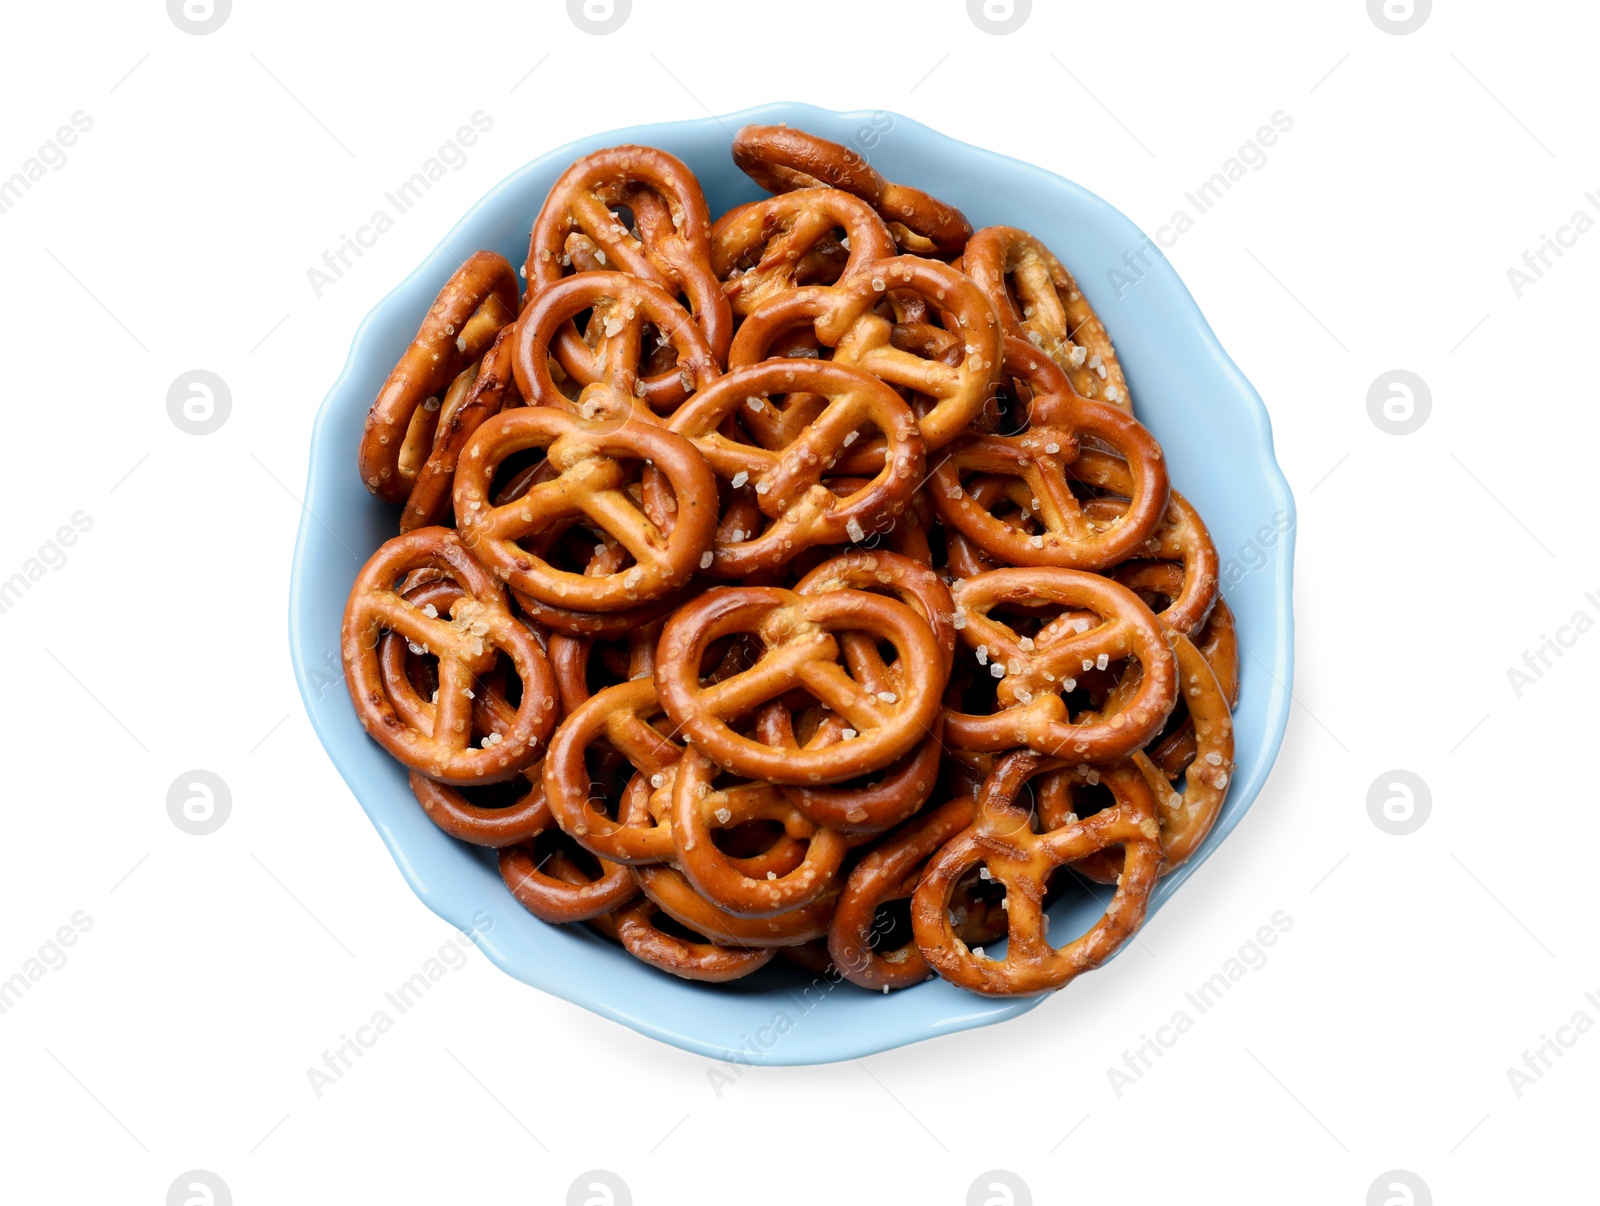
[[700, 551, 714, 569], [731, 471, 748, 488]]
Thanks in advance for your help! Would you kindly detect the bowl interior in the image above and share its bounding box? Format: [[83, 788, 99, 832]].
[[290, 102, 1295, 1065]]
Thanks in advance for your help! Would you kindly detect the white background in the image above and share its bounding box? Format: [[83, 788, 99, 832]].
[[1, 1, 1594, 1202]]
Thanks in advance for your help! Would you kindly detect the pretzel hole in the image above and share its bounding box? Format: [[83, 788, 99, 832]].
[[450, 774, 540, 811], [950, 866, 1008, 937], [868, 896, 916, 953], [713, 818, 787, 859], [971, 375, 1033, 438], [1045, 854, 1131, 940], [575, 751, 632, 823], [531, 827, 609, 885], [489, 448, 551, 505], [643, 908, 722, 949], [696, 634, 760, 684], [579, 637, 634, 697], [1065, 779, 1116, 820]]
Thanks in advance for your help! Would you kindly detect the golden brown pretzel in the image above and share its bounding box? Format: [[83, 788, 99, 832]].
[[342, 527, 558, 785], [654, 586, 945, 786], [666, 360, 925, 576], [746, 549, 958, 834], [732, 124, 973, 256], [1112, 560, 1233, 677], [633, 863, 835, 947], [453, 406, 717, 613], [711, 188, 897, 316], [943, 568, 1177, 762], [1065, 449, 1219, 635], [928, 335, 1169, 570], [378, 578, 526, 744], [360, 251, 518, 502], [499, 834, 636, 924], [1146, 590, 1239, 778], [1079, 631, 1235, 878], [400, 324, 522, 533], [525, 145, 731, 367], [609, 898, 775, 982], [728, 256, 1003, 450], [670, 746, 848, 917], [513, 271, 721, 418], [828, 793, 978, 991], [407, 763, 551, 848], [547, 619, 655, 715], [541, 678, 681, 864], [911, 751, 1161, 996], [962, 226, 1132, 411]]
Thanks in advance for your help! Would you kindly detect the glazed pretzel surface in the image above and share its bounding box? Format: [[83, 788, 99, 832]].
[[655, 586, 945, 786], [343, 123, 1252, 1000], [964, 226, 1132, 411], [730, 255, 1003, 450], [453, 406, 717, 612], [912, 751, 1161, 995], [526, 145, 731, 367], [944, 568, 1178, 761], [667, 359, 925, 576], [712, 187, 897, 316], [342, 527, 558, 785], [733, 124, 973, 256], [360, 251, 519, 504], [514, 270, 721, 418]]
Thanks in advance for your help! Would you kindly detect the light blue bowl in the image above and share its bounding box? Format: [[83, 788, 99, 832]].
[[289, 102, 1295, 1066]]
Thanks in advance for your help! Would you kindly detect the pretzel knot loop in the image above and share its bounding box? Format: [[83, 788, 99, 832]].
[[525, 145, 731, 368], [670, 746, 848, 917], [911, 751, 1162, 996], [667, 359, 926, 576], [655, 586, 944, 786], [729, 255, 1003, 450], [453, 405, 717, 613], [711, 187, 898, 316], [732, 124, 973, 256], [944, 567, 1178, 762], [963, 226, 1132, 411], [341, 527, 558, 785], [360, 251, 519, 504], [513, 270, 720, 419]]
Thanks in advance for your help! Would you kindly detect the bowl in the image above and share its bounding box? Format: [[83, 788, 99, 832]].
[[289, 102, 1295, 1066]]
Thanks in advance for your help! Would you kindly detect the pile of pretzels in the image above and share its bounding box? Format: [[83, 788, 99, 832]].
[[342, 124, 1238, 998]]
